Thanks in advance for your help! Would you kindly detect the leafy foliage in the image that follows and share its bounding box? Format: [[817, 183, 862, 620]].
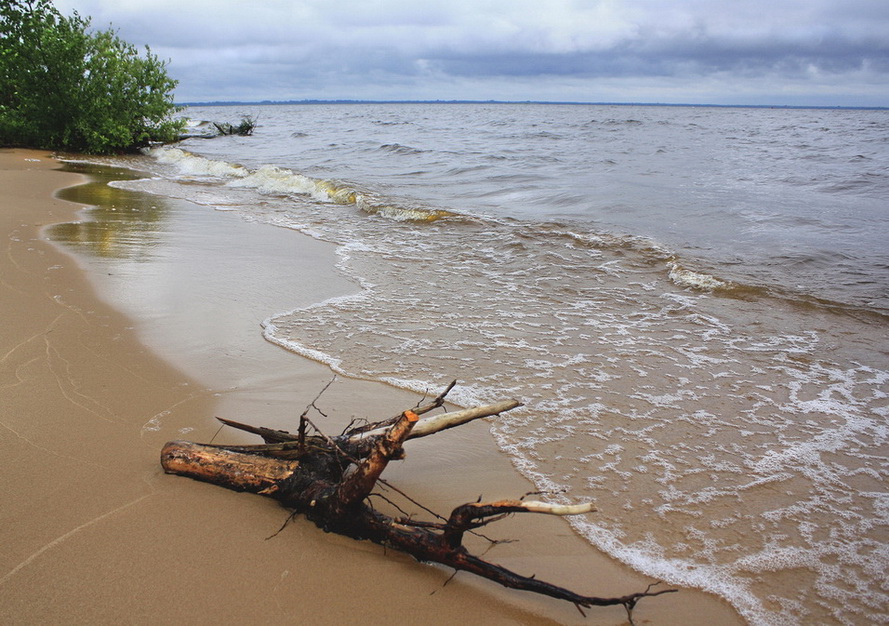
[[0, 0, 183, 153]]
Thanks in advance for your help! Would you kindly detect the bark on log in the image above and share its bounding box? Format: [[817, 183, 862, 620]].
[[161, 382, 675, 616], [160, 441, 296, 491], [331, 409, 418, 515]]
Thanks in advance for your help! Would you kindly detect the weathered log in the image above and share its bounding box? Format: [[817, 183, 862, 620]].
[[160, 440, 295, 492], [161, 382, 675, 616]]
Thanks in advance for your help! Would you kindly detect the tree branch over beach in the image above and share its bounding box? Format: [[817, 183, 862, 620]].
[[161, 380, 676, 618], [0, 0, 183, 153]]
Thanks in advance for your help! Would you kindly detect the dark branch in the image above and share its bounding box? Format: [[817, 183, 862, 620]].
[[161, 381, 676, 616]]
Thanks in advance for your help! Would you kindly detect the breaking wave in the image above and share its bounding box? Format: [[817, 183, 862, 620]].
[[152, 147, 452, 222]]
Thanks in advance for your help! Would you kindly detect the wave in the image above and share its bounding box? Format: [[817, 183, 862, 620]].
[[149, 146, 887, 319], [668, 261, 730, 290], [378, 143, 427, 155], [151, 147, 452, 222]]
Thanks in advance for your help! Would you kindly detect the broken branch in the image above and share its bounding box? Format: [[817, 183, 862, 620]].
[[347, 399, 522, 442], [160, 381, 675, 616]]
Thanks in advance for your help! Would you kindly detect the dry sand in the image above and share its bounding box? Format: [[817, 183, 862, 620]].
[[0, 148, 743, 625]]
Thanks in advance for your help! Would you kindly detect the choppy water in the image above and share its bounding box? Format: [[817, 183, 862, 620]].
[[65, 103, 888, 625]]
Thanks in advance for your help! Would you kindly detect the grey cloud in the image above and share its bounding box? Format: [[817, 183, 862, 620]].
[[51, 0, 889, 105], [423, 33, 887, 80]]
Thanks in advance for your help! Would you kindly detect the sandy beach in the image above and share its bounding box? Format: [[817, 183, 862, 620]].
[[0, 148, 742, 625]]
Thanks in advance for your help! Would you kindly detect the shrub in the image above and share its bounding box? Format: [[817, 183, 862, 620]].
[[0, 0, 183, 153]]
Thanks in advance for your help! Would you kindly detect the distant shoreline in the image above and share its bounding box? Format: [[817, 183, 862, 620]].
[[177, 99, 888, 111]]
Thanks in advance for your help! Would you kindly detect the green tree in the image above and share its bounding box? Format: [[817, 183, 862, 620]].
[[0, 0, 183, 153]]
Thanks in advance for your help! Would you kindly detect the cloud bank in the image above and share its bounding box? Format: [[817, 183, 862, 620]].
[[54, 0, 889, 106]]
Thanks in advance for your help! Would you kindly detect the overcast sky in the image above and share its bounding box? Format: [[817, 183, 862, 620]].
[[54, 0, 888, 107]]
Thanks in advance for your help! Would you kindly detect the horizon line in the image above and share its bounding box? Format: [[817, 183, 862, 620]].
[[176, 99, 887, 111]]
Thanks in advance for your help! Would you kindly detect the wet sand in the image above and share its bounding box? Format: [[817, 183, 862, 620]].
[[0, 148, 742, 624]]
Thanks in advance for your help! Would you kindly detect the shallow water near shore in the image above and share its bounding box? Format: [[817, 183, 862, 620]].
[[50, 161, 355, 405], [51, 103, 889, 625], [40, 157, 748, 626]]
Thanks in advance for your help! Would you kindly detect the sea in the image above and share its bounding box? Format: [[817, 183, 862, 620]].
[[59, 103, 888, 625]]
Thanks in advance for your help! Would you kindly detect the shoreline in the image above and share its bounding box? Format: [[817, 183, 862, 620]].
[[0, 148, 742, 624]]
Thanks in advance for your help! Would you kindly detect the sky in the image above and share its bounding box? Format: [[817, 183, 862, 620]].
[[53, 0, 889, 107]]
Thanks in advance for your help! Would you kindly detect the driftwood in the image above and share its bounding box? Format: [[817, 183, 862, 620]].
[[212, 115, 256, 136], [160, 380, 675, 618]]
